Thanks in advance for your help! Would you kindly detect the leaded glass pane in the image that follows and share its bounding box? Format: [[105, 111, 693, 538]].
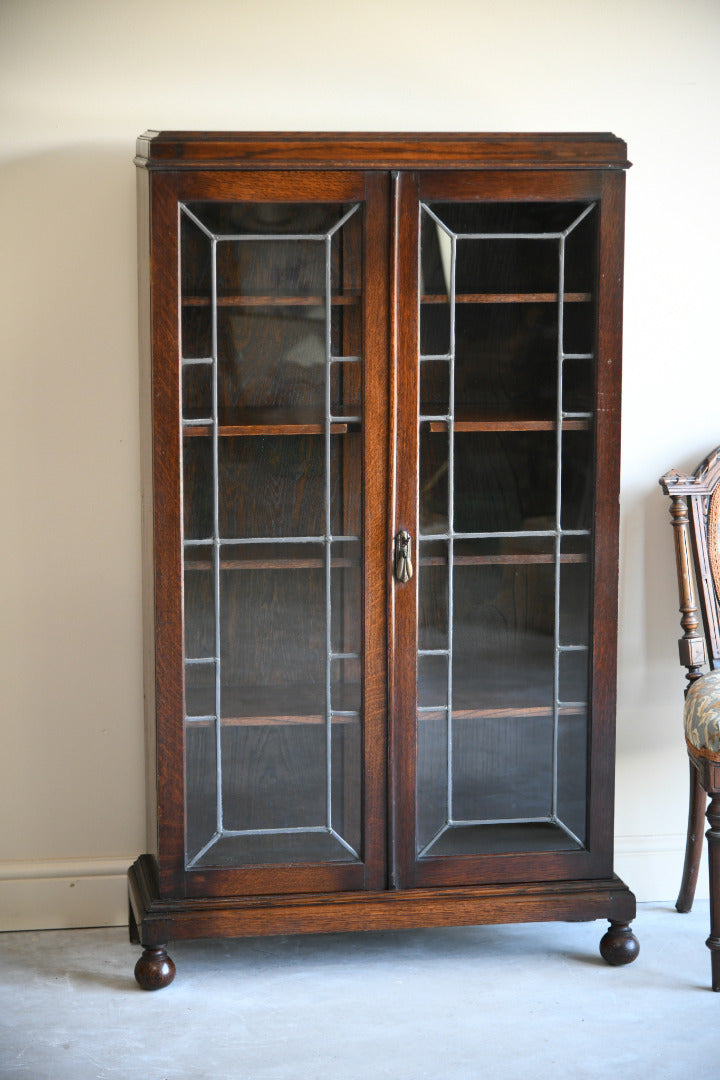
[[415, 201, 597, 860], [180, 201, 363, 869]]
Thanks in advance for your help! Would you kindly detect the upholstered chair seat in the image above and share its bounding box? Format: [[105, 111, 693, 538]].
[[685, 671, 720, 758]]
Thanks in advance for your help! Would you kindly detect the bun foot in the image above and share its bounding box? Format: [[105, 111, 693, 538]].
[[134, 946, 176, 990], [599, 921, 640, 966]]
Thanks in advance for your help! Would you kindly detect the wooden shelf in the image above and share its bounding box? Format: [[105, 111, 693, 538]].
[[184, 674, 586, 727], [183, 291, 589, 309], [417, 645, 588, 721], [419, 553, 587, 567], [185, 556, 358, 571], [186, 552, 585, 570], [186, 700, 586, 727], [185, 684, 360, 727], [184, 407, 590, 437], [183, 293, 360, 308], [423, 408, 590, 433], [188, 713, 358, 728], [183, 409, 590, 437], [183, 407, 360, 437], [419, 703, 586, 722], [421, 292, 591, 305]]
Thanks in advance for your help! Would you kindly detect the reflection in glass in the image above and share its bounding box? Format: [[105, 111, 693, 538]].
[[418, 655, 449, 710], [331, 715, 362, 857], [559, 536, 591, 647], [557, 711, 588, 844], [559, 649, 589, 707], [455, 237, 557, 296], [451, 714, 554, 822], [183, 559, 214, 660], [455, 304, 557, 417], [452, 551, 556, 715], [330, 358, 362, 418], [185, 721, 217, 863], [185, 662, 216, 718], [418, 542, 448, 651], [419, 426, 449, 535], [181, 214, 212, 361], [183, 362, 213, 422], [420, 208, 451, 358], [218, 435, 326, 540], [331, 539, 362, 657], [454, 431, 557, 534], [561, 430, 593, 531], [220, 720, 326, 833], [219, 559, 325, 716], [183, 437, 213, 541], [417, 710, 449, 851], [420, 359, 450, 417], [562, 356, 594, 415]]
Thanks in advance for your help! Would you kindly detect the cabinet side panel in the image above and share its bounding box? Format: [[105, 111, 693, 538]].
[[586, 170, 626, 869], [137, 166, 157, 857], [151, 175, 186, 895]]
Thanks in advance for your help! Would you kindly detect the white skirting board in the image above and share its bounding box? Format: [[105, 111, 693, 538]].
[[614, 833, 708, 908], [0, 839, 709, 931], [0, 858, 130, 932]]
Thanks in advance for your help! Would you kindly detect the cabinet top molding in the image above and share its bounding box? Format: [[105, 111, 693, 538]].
[[135, 131, 630, 171]]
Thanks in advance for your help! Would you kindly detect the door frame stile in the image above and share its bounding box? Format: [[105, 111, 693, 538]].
[[361, 170, 392, 891], [389, 171, 421, 889]]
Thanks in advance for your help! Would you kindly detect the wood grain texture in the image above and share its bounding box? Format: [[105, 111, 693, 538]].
[[422, 292, 591, 303], [129, 854, 635, 945], [135, 133, 635, 963], [390, 170, 422, 889], [584, 170, 626, 872], [149, 173, 186, 895], [136, 132, 629, 171], [661, 448, 720, 669], [676, 758, 706, 912], [360, 171, 391, 892], [137, 167, 159, 858]]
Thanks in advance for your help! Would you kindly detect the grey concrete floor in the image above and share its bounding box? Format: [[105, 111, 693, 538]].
[[0, 902, 717, 1080]]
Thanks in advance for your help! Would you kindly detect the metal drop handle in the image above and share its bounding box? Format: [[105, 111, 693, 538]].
[[394, 530, 413, 583]]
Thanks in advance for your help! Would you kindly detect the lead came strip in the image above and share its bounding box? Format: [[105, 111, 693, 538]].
[[552, 231, 566, 821], [446, 228, 457, 825], [211, 231, 223, 837], [325, 227, 333, 833]]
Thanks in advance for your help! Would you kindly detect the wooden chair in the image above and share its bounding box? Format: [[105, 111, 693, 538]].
[[661, 447, 720, 991]]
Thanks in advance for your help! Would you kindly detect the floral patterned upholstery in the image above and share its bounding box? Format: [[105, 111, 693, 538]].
[[684, 670, 720, 757]]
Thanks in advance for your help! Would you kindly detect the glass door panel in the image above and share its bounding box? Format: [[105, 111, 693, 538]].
[[180, 199, 365, 872], [415, 197, 598, 869]]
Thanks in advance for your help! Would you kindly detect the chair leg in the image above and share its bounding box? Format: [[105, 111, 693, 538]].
[[676, 758, 706, 913], [707, 793, 720, 991]]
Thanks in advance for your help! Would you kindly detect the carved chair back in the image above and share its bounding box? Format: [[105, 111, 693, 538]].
[[661, 447, 720, 684]]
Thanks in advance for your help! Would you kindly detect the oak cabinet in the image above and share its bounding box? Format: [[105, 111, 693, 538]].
[[129, 133, 637, 989]]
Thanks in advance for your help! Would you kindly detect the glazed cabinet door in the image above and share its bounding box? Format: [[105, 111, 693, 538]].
[[150, 170, 389, 897], [391, 170, 625, 888]]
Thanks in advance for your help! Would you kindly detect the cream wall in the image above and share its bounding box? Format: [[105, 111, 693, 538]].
[[1, 0, 719, 930]]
